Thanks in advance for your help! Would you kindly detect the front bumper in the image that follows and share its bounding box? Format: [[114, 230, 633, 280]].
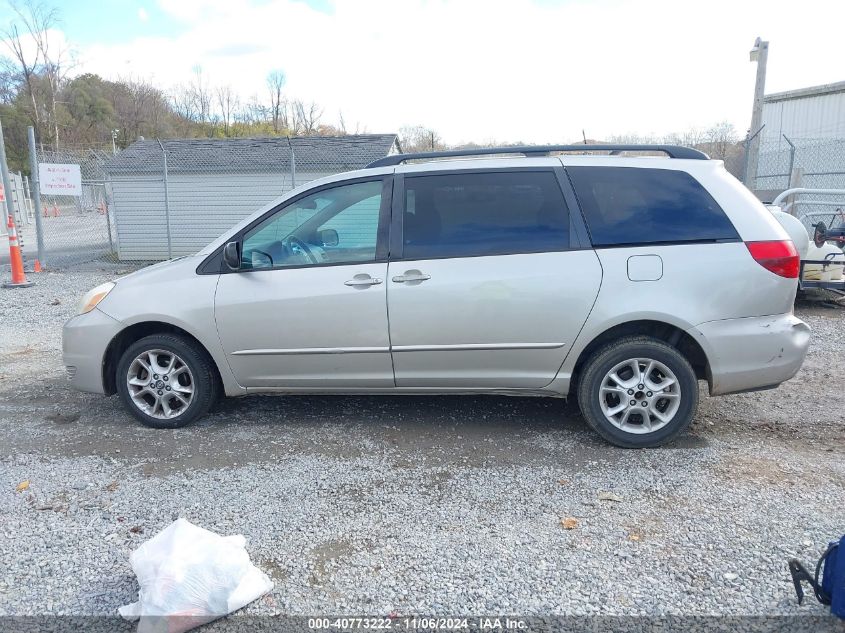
[[687, 313, 811, 396], [62, 308, 123, 394]]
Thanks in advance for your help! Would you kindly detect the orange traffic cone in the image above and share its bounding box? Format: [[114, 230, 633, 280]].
[[3, 216, 34, 288], [98, 202, 106, 215], [52, 204, 59, 217], [42, 204, 48, 218], [33, 259, 42, 273]]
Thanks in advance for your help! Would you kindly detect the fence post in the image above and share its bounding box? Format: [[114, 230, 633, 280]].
[[27, 127, 46, 267], [157, 140, 173, 260], [103, 175, 115, 257], [92, 153, 116, 257], [783, 134, 796, 181], [742, 125, 765, 190], [0, 117, 16, 229]]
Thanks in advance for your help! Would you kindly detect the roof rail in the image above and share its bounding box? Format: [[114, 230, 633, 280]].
[[367, 144, 709, 168]]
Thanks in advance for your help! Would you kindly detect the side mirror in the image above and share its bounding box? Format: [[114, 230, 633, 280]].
[[223, 241, 241, 271], [318, 228, 339, 247]]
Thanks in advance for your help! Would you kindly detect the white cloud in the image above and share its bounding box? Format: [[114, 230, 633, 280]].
[[73, 0, 845, 143], [138, 7, 149, 22]]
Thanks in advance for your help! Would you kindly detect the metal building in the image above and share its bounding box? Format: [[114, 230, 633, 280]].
[[754, 81, 845, 193], [102, 134, 397, 261], [761, 81, 845, 141]]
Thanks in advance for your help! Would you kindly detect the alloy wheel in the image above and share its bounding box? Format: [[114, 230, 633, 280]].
[[126, 349, 195, 420], [598, 357, 681, 434]]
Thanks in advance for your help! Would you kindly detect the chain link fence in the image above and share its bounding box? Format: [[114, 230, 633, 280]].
[[10, 135, 396, 267], [754, 137, 845, 193], [26, 145, 115, 267]]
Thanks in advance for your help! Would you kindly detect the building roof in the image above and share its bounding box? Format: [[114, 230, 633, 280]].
[[764, 81, 845, 104], [103, 134, 398, 175]]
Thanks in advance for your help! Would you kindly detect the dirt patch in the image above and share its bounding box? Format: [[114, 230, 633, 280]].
[[715, 455, 801, 486], [309, 539, 359, 586], [256, 557, 290, 583]]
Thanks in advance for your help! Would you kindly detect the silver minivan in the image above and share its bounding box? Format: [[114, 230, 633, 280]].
[[63, 145, 810, 447]]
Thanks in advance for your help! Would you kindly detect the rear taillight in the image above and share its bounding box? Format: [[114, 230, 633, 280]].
[[745, 240, 799, 278]]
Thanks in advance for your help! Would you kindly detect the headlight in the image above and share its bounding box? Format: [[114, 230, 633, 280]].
[[78, 282, 115, 314]]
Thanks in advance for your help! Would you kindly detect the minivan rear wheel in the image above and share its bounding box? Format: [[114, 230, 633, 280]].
[[576, 336, 698, 448], [116, 334, 219, 429]]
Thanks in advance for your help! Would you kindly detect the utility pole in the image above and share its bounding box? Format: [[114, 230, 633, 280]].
[[746, 37, 769, 190]]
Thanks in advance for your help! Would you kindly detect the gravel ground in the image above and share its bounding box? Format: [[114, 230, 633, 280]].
[[1, 268, 844, 630]]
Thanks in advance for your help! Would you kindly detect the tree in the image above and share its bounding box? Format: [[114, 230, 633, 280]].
[[63, 73, 115, 142], [292, 99, 322, 135], [189, 65, 211, 129], [0, 56, 19, 104], [216, 84, 239, 137], [113, 77, 171, 144], [704, 121, 738, 160], [2, 1, 52, 141], [399, 125, 445, 152], [266, 70, 286, 133], [170, 84, 198, 123]]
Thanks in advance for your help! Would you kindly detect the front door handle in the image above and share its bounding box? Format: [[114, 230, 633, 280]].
[[344, 274, 383, 287], [392, 270, 431, 283]]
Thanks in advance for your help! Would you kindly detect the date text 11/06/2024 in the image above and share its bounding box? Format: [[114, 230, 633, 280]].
[[308, 617, 528, 630]]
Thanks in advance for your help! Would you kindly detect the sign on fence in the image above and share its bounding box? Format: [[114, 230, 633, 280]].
[[39, 163, 82, 196]]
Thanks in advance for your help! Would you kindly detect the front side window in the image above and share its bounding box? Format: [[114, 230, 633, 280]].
[[402, 171, 569, 259], [241, 180, 383, 269], [566, 167, 739, 246]]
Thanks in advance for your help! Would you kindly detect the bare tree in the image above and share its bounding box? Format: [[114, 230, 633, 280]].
[[399, 125, 445, 152], [292, 99, 322, 135], [266, 69, 286, 133], [170, 84, 198, 122], [0, 57, 18, 104], [189, 65, 212, 128], [704, 121, 738, 159], [675, 127, 707, 148], [241, 92, 269, 127], [216, 84, 239, 137], [115, 76, 170, 142], [2, 0, 64, 144]]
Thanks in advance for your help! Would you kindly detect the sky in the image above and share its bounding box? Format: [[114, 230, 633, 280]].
[[2, 0, 844, 144]]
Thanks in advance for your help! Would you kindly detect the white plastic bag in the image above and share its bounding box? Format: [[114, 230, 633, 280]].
[[119, 518, 273, 633]]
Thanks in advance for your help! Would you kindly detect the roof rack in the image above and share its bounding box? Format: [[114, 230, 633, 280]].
[[367, 144, 708, 168]]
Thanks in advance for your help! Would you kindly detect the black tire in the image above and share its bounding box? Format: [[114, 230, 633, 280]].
[[116, 333, 219, 429], [576, 336, 699, 448]]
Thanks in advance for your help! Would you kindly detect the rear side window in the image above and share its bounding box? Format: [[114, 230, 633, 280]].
[[402, 171, 569, 259], [566, 167, 739, 246]]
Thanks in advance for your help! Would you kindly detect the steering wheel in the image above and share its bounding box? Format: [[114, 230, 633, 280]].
[[250, 249, 274, 267], [284, 236, 318, 264]]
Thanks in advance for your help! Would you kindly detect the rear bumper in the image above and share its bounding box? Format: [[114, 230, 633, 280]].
[[688, 313, 811, 396], [62, 308, 123, 394]]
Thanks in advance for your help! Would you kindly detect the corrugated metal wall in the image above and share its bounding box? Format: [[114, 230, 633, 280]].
[[762, 91, 845, 142], [109, 171, 329, 260]]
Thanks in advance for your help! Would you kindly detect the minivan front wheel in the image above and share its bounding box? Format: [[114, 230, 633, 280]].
[[577, 336, 698, 448], [116, 334, 219, 429]]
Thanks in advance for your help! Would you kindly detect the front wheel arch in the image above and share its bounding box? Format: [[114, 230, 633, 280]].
[[102, 321, 222, 397]]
